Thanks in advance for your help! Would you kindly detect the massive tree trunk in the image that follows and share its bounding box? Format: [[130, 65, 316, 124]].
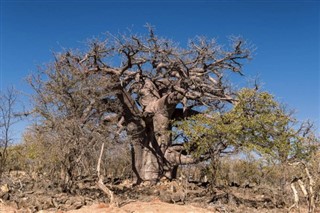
[[128, 93, 203, 183], [130, 97, 176, 182], [130, 129, 163, 183]]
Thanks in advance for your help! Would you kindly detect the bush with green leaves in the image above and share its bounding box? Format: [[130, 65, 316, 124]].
[[178, 88, 317, 161], [177, 88, 318, 185]]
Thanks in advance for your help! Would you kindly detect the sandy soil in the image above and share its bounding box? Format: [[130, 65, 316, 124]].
[[0, 200, 214, 213], [1, 200, 314, 213], [70, 201, 214, 213]]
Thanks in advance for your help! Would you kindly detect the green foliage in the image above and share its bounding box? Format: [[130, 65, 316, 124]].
[[4, 145, 28, 171], [178, 88, 317, 162]]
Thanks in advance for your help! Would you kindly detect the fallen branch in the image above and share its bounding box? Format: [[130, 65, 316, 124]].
[[297, 179, 308, 197], [96, 143, 118, 207], [288, 179, 299, 212], [304, 164, 315, 213], [288, 162, 316, 213]]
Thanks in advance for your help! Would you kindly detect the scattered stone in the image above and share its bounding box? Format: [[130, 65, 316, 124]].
[[171, 192, 185, 204], [0, 184, 9, 192]]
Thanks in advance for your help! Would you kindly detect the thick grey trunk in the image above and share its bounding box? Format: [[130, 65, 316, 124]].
[[132, 138, 162, 183], [135, 143, 176, 182], [142, 146, 160, 182], [131, 141, 143, 184], [131, 112, 173, 183], [131, 111, 205, 183], [130, 93, 202, 183]]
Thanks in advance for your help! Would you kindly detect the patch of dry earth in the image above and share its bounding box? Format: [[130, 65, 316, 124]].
[[1, 200, 214, 213]]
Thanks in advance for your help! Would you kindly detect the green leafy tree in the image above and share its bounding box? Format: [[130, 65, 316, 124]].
[[177, 88, 318, 168]]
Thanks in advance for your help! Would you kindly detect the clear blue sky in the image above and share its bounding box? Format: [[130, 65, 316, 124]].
[[1, 1, 319, 141]]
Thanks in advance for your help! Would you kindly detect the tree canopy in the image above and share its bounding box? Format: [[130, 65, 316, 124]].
[[178, 88, 318, 163]]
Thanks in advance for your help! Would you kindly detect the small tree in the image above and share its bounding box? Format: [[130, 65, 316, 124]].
[[177, 88, 319, 184], [0, 87, 19, 176]]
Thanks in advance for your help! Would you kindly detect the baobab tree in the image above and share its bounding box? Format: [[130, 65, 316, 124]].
[[30, 27, 250, 184]]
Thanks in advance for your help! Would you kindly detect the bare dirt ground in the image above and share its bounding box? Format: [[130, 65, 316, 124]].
[[1, 201, 215, 213], [0, 171, 315, 213], [1, 200, 314, 213]]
